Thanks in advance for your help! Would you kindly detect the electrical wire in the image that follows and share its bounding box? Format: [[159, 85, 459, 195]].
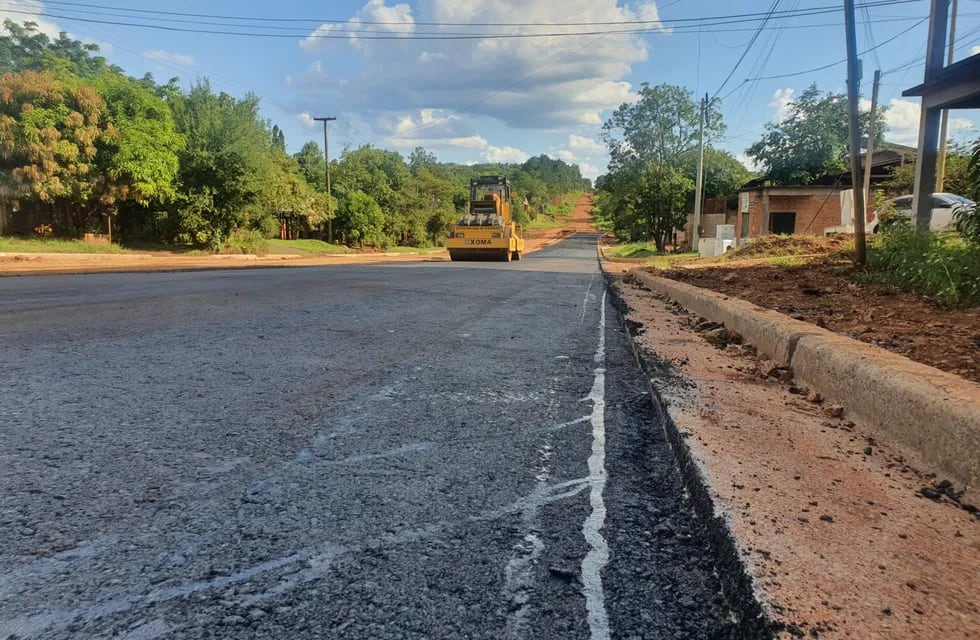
[[0, 0, 924, 40], [711, 0, 781, 99], [33, 0, 920, 28], [740, 17, 928, 82]]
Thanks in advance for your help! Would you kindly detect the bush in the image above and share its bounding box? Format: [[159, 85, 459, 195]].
[[863, 226, 980, 306], [225, 228, 269, 255], [953, 202, 979, 244]]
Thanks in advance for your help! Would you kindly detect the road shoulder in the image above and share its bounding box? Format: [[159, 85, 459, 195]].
[[609, 272, 980, 640]]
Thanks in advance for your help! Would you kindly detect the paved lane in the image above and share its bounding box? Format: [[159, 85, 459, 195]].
[[0, 235, 744, 639]]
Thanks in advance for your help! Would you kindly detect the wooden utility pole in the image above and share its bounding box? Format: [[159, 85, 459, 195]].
[[936, 0, 958, 191], [314, 116, 337, 243], [844, 0, 868, 264], [691, 93, 707, 252], [863, 70, 882, 213]]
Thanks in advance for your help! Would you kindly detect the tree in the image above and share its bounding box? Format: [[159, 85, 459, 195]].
[[0, 70, 106, 231], [409, 146, 437, 176], [747, 84, 886, 185], [94, 73, 183, 207], [0, 20, 121, 78], [294, 141, 325, 191], [337, 190, 384, 247], [601, 83, 724, 170], [164, 81, 275, 247], [596, 83, 727, 249], [271, 124, 285, 151], [883, 143, 971, 196], [677, 147, 752, 206]]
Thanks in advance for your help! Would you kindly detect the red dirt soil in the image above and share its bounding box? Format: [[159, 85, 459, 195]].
[[659, 259, 980, 384]]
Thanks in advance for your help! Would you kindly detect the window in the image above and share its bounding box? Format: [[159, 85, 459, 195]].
[[769, 212, 796, 235]]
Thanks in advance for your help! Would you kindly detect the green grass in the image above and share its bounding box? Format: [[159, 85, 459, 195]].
[[525, 215, 564, 231], [382, 246, 446, 254], [857, 227, 980, 306], [606, 242, 699, 263], [0, 236, 125, 253], [267, 239, 355, 255]]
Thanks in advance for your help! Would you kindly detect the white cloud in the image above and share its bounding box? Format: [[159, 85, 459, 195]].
[[143, 49, 196, 66], [769, 88, 794, 121], [296, 0, 663, 129], [298, 112, 318, 130], [419, 51, 447, 63], [568, 134, 606, 156], [878, 98, 975, 146], [482, 145, 530, 163], [550, 133, 608, 179], [282, 75, 294, 88], [972, 46, 980, 56], [378, 108, 490, 149], [301, 0, 415, 53], [0, 0, 60, 37]]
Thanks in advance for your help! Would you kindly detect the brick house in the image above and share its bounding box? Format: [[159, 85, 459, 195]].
[[735, 182, 849, 239], [729, 142, 914, 241]]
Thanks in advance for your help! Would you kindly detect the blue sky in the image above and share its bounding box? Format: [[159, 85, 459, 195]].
[[4, 0, 979, 179]]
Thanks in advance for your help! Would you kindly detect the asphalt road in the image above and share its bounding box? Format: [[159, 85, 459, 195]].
[[0, 234, 745, 639]]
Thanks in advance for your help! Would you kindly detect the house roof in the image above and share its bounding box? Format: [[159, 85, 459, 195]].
[[903, 53, 980, 109]]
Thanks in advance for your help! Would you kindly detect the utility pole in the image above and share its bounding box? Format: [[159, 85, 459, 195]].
[[936, 0, 958, 191], [862, 70, 882, 214], [844, 0, 868, 265], [313, 116, 337, 243], [691, 93, 707, 253]]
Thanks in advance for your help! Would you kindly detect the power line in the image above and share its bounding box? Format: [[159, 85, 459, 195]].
[[0, 0, 924, 40], [32, 0, 920, 28], [712, 0, 782, 99], [740, 16, 928, 82]]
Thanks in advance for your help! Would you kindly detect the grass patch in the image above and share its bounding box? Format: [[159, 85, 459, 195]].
[[525, 215, 564, 231], [605, 242, 699, 266], [380, 245, 446, 254], [267, 239, 354, 255], [0, 236, 126, 253], [858, 228, 980, 306], [647, 252, 700, 269]]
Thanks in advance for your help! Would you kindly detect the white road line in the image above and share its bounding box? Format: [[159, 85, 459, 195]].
[[581, 290, 610, 640], [580, 272, 597, 322]]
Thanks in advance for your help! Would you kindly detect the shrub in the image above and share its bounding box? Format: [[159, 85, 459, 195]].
[[863, 226, 980, 306], [952, 202, 979, 244], [225, 228, 269, 255]]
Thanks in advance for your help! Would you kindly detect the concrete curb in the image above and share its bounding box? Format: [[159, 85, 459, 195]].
[[599, 267, 774, 638], [631, 269, 980, 497]]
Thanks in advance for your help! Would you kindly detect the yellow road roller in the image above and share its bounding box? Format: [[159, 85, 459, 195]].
[[447, 176, 525, 261]]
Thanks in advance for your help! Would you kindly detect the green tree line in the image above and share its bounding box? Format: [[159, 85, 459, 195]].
[[0, 22, 588, 250]]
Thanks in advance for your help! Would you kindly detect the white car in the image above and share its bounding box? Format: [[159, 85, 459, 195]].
[[870, 193, 976, 233]]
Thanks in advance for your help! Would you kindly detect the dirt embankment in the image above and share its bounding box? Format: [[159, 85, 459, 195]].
[[659, 260, 980, 384]]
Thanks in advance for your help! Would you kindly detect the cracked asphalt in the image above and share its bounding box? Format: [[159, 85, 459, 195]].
[[0, 234, 749, 639]]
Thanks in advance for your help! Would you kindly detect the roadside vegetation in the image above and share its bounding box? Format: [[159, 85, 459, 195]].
[[0, 237, 125, 253], [863, 227, 980, 307], [592, 84, 751, 252], [0, 22, 588, 253]]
